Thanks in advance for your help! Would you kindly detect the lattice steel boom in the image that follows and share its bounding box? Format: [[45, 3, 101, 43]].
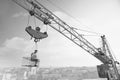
[[12, 0, 111, 63], [11, 0, 120, 80]]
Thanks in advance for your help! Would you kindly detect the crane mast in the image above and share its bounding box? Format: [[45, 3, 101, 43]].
[[100, 36, 120, 80], [11, 0, 120, 80]]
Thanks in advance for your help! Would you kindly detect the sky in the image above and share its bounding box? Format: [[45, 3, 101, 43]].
[[0, 0, 120, 68]]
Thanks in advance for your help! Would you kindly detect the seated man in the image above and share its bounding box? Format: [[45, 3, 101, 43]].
[[31, 50, 39, 67]]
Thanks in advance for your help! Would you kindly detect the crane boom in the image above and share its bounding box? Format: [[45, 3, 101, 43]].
[[12, 0, 110, 63], [11, 0, 120, 80]]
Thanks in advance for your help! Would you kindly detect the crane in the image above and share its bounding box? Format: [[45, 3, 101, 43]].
[[11, 0, 120, 80]]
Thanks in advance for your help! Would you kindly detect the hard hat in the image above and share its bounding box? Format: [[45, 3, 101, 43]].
[[34, 50, 38, 53]]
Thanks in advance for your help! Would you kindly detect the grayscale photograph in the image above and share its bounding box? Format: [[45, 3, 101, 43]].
[[0, 0, 120, 80]]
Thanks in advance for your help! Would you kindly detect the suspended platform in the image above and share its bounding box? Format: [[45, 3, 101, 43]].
[[22, 57, 40, 67]]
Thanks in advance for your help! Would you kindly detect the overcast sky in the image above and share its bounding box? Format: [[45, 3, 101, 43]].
[[0, 0, 120, 68]]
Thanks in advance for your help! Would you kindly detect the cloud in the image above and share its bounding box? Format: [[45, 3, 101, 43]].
[[54, 11, 79, 26], [12, 12, 29, 18], [53, 11, 101, 47], [0, 37, 34, 67], [53, 11, 97, 35], [0, 35, 102, 68], [53, 11, 120, 65], [0, 11, 103, 68]]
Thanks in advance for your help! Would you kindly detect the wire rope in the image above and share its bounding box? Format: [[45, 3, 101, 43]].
[[27, 15, 30, 26], [71, 27, 102, 36], [34, 16, 37, 28], [46, 0, 103, 36]]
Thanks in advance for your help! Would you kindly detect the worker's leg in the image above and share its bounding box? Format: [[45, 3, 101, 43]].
[[34, 59, 39, 66], [31, 59, 39, 66]]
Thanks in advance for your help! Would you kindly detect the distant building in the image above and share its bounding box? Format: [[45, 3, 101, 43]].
[[83, 78, 107, 80], [2, 71, 17, 80]]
